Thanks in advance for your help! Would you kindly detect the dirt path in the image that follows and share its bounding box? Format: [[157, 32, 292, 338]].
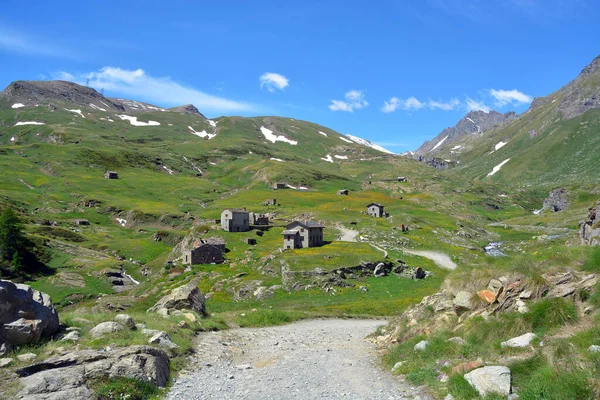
[[337, 226, 359, 242], [402, 249, 458, 270], [168, 319, 430, 400]]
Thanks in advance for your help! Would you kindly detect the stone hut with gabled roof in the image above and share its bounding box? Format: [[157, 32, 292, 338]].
[[182, 237, 225, 265], [282, 220, 324, 249], [367, 203, 385, 218], [104, 171, 119, 179], [221, 208, 250, 232]]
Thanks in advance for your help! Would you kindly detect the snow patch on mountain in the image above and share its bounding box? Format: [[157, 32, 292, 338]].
[[339, 136, 354, 144], [15, 121, 45, 126], [495, 141, 507, 151], [207, 120, 217, 127], [260, 126, 298, 145], [11, 103, 25, 109], [318, 131, 328, 137], [334, 155, 348, 160], [66, 109, 85, 118], [163, 165, 174, 175], [90, 104, 107, 112], [189, 126, 216, 139], [321, 154, 334, 163], [487, 159, 511, 177], [431, 135, 448, 151], [118, 99, 165, 112], [117, 115, 160, 126], [270, 157, 285, 162], [345, 134, 395, 154]]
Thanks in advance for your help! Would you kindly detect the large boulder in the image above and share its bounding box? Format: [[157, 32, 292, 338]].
[[89, 321, 125, 338], [453, 291, 474, 312], [0, 280, 59, 353], [148, 278, 206, 316], [542, 188, 568, 212], [464, 366, 511, 396], [16, 345, 169, 398]]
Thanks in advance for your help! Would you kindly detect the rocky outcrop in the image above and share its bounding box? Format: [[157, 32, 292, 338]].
[[538, 188, 568, 213], [0, 280, 59, 355], [580, 200, 600, 246], [415, 156, 455, 170], [148, 278, 206, 316], [16, 345, 169, 399], [464, 366, 511, 396]]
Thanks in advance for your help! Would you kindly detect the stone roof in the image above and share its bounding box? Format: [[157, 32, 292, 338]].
[[285, 220, 324, 230], [367, 203, 384, 208]]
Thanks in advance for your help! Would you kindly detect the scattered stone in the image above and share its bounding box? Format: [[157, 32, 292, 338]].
[[519, 291, 532, 299], [136, 323, 147, 330], [547, 283, 576, 298], [148, 278, 206, 316], [16, 345, 169, 398], [542, 188, 568, 213], [373, 263, 388, 277], [359, 286, 368, 292], [392, 361, 404, 372], [580, 200, 600, 245], [17, 353, 37, 362], [89, 321, 124, 338], [62, 330, 81, 342], [501, 332, 537, 348], [142, 329, 162, 337], [183, 313, 197, 323], [414, 340, 429, 351], [114, 314, 136, 330], [464, 366, 511, 396], [477, 290, 496, 304], [515, 300, 529, 314], [156, 308, 170, 318], [453, 291, 474, 312], [178, 321, 189, 329], [588, 345, 600, 353], [444, 395, 455, 400], [0, 358, 13, 368], [149, 332, 179, 349], [235, 364, 252, 370], [447, 337, 465, 345]]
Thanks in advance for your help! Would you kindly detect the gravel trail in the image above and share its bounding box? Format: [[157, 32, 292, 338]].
[[401, 249, 458, 270], [167, 319, 430, 400]]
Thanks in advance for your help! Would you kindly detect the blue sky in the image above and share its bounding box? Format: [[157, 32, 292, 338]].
[[0, 0, 598, 152]]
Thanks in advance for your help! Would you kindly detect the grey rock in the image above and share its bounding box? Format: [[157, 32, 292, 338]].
[[114, 314, 136, 330], [149, 332, 179, 349], [148, 278, 206, 316], [392, 361, 404, 372], [17, 345, 169, 398], [17, 353, 37, 362], [62, 330, 81, 342], [588, 345, 600, 353], [453, 291, 474, 312], [464, 366, 511, 396], [501, 332, 537, 348], [542, 188, 568, 213], [89, 321, 124, 338], [142, 328, 162, 337], [580, 200, 600, 246], [414, 340, 429, 351], [0, 280, 59, 351], [0, 358, 13, 368]]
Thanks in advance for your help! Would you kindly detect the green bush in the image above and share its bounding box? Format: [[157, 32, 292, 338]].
[[583, 247, 600, 273], [516, 365, 592, 400], [525, 298, 577, 332]]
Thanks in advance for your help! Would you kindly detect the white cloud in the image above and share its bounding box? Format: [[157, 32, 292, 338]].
[[490, 89, 532, 106], [428, 98, 460, 110], [55, 67, 256, 114], [329, 90, 368, 112], [381, 96, 459, 112], [465, 97, 491, 113], [259, 72, 289, 92]]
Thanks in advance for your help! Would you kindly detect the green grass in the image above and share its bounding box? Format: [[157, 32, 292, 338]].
[[90, 376, 159, 400]]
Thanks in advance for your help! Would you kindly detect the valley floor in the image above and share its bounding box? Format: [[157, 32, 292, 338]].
[[167, 319, 430, 400]]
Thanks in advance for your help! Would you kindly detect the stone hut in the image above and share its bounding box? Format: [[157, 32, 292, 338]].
[[263, 198, 277, 206], [337, 189, 349, 195], [75, 219, 90, 226], [367, 203, 385, 218], [104, 171, 119, 179], [221, 209, 250, 232], [182, 237, 225, 265], [282, 221, 324, 249], [273, 183, 287, 190], [397, 176, 407, 182]]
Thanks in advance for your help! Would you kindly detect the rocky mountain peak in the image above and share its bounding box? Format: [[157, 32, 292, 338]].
[[0, 80, 125, 111], [168, 104, 206, 118], [415, 110, 517, 155]]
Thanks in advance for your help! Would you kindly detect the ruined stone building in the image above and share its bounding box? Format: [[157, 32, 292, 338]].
[[282, 221, 324, 249]]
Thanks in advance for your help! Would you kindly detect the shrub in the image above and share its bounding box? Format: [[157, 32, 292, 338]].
[[91, 377, 158, 400]]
